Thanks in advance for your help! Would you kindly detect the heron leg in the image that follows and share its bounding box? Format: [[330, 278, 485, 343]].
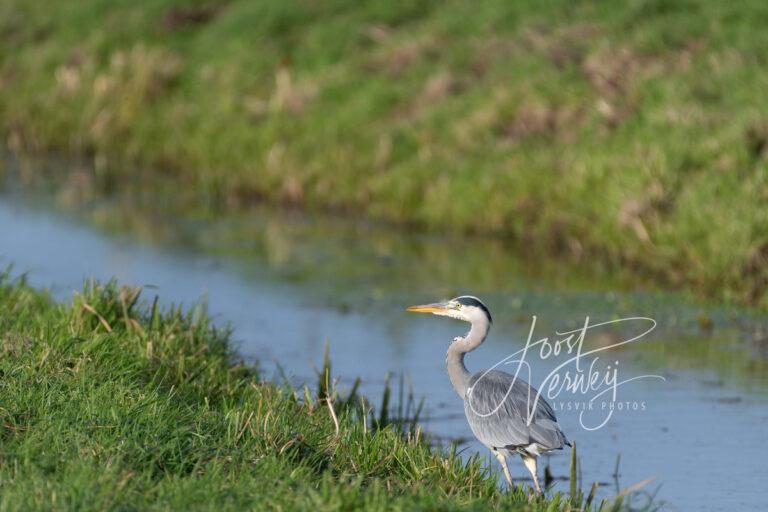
[[492, 449, 514, 488], [521, 455, 542, 494]]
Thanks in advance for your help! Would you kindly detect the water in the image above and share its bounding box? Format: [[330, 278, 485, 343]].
[[1, 182, 767, 511]]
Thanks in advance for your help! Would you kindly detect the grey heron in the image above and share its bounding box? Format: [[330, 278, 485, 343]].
[[407, 295, 569, 493]]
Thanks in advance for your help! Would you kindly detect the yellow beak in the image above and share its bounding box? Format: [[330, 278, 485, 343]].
[[406, 302, 449, 313]]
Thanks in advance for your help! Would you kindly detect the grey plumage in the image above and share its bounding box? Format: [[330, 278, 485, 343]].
[[465, 370, 569, 454], [408, 295, 570, 493]]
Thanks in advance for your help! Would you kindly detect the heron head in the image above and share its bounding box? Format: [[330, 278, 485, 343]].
[[407, 295, 492, 325]]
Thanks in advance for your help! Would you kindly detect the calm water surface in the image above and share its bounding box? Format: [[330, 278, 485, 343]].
[[1, 184, 766, 511]]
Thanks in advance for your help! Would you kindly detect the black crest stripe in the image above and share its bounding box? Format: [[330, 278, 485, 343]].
[[455, 296, 492, 324]]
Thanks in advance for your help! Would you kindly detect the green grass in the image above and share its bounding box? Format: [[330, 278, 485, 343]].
[[1, 0, 767, 307], [0, 272, 623, 510]]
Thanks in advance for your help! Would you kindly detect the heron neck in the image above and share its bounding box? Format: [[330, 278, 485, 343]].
[[446, 320, 489, 398]]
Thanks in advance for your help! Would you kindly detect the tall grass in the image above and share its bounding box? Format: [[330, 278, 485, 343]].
[[0, 272, 642, 510]]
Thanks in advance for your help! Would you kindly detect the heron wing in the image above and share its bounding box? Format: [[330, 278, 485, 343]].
[[464, 370, 568, 451]]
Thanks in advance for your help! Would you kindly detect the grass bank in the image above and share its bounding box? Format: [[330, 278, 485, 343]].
[[0, 273, 617, 510], [1, 0, 767, 306]]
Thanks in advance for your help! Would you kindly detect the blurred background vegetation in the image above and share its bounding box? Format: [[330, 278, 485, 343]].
[[1, 0, 767, 307]]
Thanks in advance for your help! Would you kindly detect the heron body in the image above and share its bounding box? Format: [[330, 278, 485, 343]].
[[408, 295, 569, 493], [465, 370, 569, 454]]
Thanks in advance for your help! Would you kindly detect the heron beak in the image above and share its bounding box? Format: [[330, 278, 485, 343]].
[[407, 301, 449, 314]]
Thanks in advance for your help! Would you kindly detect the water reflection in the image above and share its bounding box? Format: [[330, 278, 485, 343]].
[[1, 162, 767, 511]]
